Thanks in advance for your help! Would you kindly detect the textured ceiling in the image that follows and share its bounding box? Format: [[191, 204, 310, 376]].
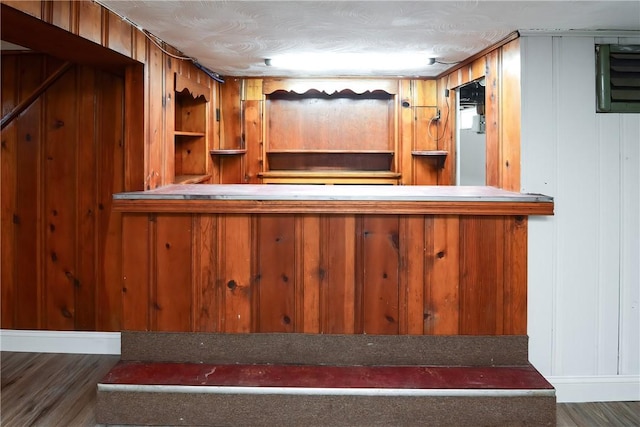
[[98, 1, 640, 78]]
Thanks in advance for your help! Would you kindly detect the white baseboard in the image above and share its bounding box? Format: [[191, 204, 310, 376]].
[[0, 330, 121, 355], [548, 375, 640, 403], [1, 330, 638, 403]]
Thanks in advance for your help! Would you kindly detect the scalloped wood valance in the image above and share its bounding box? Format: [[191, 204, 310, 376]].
[[175, 73, 210, 101], [262, 78, 398, 96]]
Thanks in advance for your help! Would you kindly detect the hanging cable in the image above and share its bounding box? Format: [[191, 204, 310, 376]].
[[427, 74, 451, 142], [96, 1, 224, 83]]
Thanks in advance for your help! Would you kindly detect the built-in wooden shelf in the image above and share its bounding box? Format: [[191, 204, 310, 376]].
[[258, 170, 401, 185], [209, 149, 246, 155], [174, 174, 211, 184], [175, 131, 206, 137], [266, 150, 394, 172], [267, 150, 394, 154], [411, 150, 448, 169]]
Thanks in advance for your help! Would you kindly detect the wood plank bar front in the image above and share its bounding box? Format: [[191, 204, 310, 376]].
[[114, 184, 553, 335]]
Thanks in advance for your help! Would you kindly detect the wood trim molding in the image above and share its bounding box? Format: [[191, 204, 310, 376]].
[[262, 78, 399, 95]]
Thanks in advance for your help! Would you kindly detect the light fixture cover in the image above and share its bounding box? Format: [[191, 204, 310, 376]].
[[266, 53, 435, 72]]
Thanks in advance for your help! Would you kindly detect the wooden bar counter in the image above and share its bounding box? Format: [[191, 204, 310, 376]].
[[113, 185, 553, 335]]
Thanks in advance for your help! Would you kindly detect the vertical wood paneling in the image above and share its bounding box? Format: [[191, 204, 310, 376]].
[[124, 64, 145, 191], [96, 70, 125, 331], [300, 216, 321, 333], [14, 55, 45, 329], [193, 215, 218, 331], [146, 43, 164, 188], [105, 10, 132, 58], [484, 49, 501, 187], [426, 215, 460, 334], [362, 216, 400, 334], [436, 75, 455, 185], [154, 215, 192, 331], [0, 55, 18, 326], [399, 80, 413, 185], [75, 66, 97, 330], [219, 215, 252, 332], [219, 77, 242, 152], [50, 0, 72, 32], [76, 0, 102, 45], [459, 216, 503, 334], [470, 57, 487, 82], [257, 215, 296, 332], [2, 53, 126, 332], [399, 216, 425, 334], [122, 214, 150, 330], [503, 216, 527, 334], [43, 66, 77, 330], [500, 39, 521, 191], [242, 99, 262, 183], [323, 216, 356, 333]]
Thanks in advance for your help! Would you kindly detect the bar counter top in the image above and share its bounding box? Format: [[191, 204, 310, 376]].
[[112, 184, 554, 215]]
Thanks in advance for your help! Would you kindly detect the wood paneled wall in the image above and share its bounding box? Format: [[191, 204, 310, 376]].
[[435, 38, 522, 190], [120, 212, 528, 335], [1, 1, 525, 333], [1, 54, 124, 330]]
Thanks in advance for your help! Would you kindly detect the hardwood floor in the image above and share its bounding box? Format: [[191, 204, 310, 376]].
[[2, 351, 638, 426], [1, 352, 119, 426]]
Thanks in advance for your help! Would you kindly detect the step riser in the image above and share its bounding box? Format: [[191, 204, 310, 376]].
[[97, 391, 556, 426], [121, 332, 529, 366]]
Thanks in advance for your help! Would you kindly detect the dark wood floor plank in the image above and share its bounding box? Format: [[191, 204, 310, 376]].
[[557, 401, 640, 427], [1, 352, 638, 427], [1, 352, 119, 426]]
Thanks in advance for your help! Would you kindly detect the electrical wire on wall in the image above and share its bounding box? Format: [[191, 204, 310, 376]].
[[427, 74, 450, 142], [97, 1, 225, 83]]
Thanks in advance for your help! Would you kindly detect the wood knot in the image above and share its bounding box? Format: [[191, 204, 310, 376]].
[[227, 280, 237, 290]]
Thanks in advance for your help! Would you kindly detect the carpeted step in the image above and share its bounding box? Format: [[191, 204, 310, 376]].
[[96, 362, 556, 426]]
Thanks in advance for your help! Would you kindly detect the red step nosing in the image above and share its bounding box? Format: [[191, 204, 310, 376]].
[[100, 362, 554, 391]]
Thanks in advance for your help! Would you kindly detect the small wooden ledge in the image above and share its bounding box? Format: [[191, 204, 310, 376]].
[[258, 170, 401, 185], [209, 149, 246, 155], [412, 150, 448, 169], [175, 131, 206, 137]]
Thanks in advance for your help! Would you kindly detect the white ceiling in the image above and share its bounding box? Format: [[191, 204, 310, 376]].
[[99, 1, 640, 78]]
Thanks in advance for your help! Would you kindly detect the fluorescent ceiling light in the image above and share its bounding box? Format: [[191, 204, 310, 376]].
[[266, 53, 435, 71]]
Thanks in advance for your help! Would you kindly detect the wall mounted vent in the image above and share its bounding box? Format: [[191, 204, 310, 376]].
[[596, 44, 640, 113]]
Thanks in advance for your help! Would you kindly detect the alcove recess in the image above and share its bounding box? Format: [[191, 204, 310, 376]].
[[259, 79, 400, 184], [174, 74, 211, 184]]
